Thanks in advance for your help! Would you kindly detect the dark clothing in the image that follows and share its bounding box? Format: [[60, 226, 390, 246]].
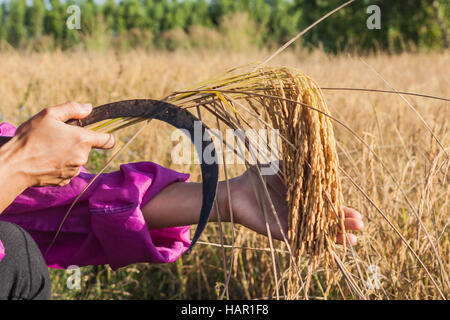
[[0, 221, 51, 300]]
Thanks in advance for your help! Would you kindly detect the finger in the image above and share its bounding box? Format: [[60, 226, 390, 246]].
[[59, 167, 82, 179], [73, 167, 82, 177], [45, 102, 92, 122], [67, 167, 82, 178], [336, 232, 357, 246], [344, 217, 364, 231], [57, 178, 72, 187], [85, 130, 115, 149], [343, 206, 363, 220]]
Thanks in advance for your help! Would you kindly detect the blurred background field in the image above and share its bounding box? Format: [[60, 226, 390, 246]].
[[0, 0, 448, 53], [0, 0, 448, 299]]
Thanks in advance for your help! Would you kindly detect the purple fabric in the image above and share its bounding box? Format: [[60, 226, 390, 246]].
[[0, 240, 4, 262], [0, 122, 191, 269]]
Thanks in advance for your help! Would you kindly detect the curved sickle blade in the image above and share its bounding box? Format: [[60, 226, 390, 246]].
[[1, 99, 219, 253]]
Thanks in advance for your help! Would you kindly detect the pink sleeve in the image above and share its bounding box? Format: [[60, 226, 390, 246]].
[[0, 240, 4, 262], [0, 122, 191, 269]]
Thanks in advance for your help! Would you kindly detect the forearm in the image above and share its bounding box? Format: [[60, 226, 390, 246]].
[[0, 140, 30, 214], [142, 181, 232, 229]]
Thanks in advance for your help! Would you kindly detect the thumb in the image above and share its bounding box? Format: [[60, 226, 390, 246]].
[[85, 130, 116, 150], [47, 102, 92, 122]]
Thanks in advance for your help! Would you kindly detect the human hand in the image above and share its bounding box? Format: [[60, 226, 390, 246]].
[[4, 102, 115, 188], [223, 167, 364, 245]]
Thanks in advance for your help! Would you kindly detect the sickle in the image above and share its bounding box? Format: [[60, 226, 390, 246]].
[[0, 99, 219, 254]]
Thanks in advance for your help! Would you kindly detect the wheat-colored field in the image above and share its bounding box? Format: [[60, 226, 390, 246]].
[[0, 48, 448, 299]]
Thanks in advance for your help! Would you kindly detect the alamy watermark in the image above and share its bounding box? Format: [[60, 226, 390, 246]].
[[171, 121, 280, 175], [366, 5, 381, 30], [66, 265, 82, 290], [65, 5, 381, 32], [366, 264, 381, 290], [66, 5, 81, 30]]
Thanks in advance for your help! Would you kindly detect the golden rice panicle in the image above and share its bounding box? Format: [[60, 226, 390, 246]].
[[258, 67, 345, 294]]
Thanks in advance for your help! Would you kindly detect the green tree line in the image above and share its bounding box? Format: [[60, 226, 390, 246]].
[[0, 0, 448, 52]]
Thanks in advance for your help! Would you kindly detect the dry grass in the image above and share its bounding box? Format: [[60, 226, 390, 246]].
[[0, 48, 448, 299]]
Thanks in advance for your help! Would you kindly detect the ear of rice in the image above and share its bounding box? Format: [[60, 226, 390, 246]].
[[260, 68, 346, 297]]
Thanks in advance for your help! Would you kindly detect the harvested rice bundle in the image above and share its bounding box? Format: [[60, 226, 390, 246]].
[[268, 68, 345, 260], [260, 68, 345, 296]]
